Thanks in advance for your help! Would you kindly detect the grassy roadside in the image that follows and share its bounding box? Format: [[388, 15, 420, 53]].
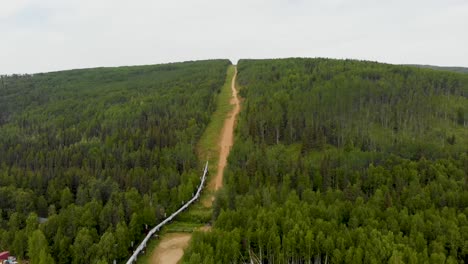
[[136, 65, 235, 264], [197, 65, 236, 174], [196, 65, 236, 204]]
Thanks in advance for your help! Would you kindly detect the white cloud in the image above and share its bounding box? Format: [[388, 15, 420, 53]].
[[1, 0, 467, 74], [0, 0, 33, 19]]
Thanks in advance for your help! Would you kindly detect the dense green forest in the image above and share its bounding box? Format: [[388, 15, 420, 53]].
[[183, 59, 468, 263], [0, 60, 230, 263], [409, 65, 468, 74]]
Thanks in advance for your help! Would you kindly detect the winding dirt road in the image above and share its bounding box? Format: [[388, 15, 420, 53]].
[[150, 66, 240, 264]]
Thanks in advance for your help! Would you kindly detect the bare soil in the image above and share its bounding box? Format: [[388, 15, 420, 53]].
[[207, 66, 240, 197], [150, 233, 192, 264]]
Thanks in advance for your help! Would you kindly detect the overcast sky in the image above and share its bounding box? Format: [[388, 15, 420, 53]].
[[1, 0, 467, 74]]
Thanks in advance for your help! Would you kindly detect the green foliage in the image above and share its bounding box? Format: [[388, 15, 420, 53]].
[[0, 60, 230, 262], [28, 230, 50, 264], [183, 58, 468, 263], [38, 249, 55, 264], [235, 58, 468, 156], [409, 64, 468, 74]]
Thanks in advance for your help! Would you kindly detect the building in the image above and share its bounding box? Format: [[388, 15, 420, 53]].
[[0, 252, 9, 262]]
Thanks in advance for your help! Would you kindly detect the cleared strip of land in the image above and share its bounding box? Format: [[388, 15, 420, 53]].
[[212, 66, 240, 190], [145, 65, 240, 264]]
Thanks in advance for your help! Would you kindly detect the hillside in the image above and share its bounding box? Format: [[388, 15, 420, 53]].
[[408, 64, 468, 74], [183, 58, 468, 263], [0, 60, 230, 263]]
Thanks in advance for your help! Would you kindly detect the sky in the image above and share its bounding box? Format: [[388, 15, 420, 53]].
[[1, 0, 467, 74]]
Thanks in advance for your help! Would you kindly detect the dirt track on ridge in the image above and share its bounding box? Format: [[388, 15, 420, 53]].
[[149, 67, 240, 264], [212, 66, 240, 191]]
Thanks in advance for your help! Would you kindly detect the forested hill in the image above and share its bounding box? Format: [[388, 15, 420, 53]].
[[408, 64, 468, 74], [0, 60, 230, 263], [183, 58, 468, 263], [233, 58, 468, 157]]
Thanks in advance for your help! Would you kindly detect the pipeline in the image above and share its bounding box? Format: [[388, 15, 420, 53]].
[[126, 161, 209, 264]]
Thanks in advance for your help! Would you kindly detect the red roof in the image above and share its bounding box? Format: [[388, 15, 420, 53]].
[[0, 251, 9, 260]]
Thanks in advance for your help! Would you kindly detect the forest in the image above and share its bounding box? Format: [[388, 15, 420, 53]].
[[410, 65, 468, 74], [0, 60, 230, 263], [183, 58, 468, 263]]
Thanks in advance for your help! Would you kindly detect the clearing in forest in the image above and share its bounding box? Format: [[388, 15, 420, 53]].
[[145, 65, 240, 264]]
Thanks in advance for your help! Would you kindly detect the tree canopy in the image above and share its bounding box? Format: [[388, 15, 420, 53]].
[[183, 58, 468, 263], [0, 60, 230, 263]]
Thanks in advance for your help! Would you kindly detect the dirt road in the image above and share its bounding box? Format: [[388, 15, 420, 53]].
[[212, 66, 239, 191], [149, 67, 240, 264], [150, 233, 191, 264]]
